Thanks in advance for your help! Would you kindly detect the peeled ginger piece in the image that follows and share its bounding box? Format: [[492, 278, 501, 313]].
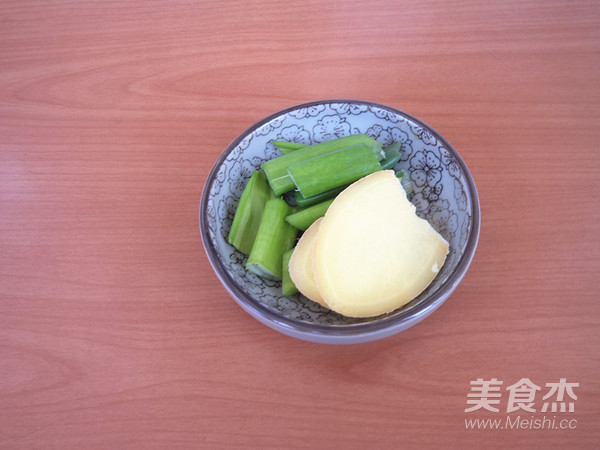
[[288, 218, 328, 308], [312, 170, 449, 318]]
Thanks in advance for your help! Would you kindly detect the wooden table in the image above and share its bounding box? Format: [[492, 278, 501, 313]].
[[1, 1, 598, 448]]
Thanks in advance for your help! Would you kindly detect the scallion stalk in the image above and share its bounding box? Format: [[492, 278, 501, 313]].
[[286, 198, 334, 231], [380, 142, 402, 170], [246, 198, 298, 280], [396, 169, 414, 196], [272, 141, 306, 155], [261, 134, 384, 196], [295, 185, 346, 208], [281, 249, 298, 296], [227, 170, 273, 255], [287, 143, 382, 198]]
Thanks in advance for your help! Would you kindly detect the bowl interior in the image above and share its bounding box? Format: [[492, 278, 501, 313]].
[[203, 101, 476, 328]]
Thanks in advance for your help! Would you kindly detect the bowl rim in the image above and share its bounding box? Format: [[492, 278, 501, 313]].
[[200, 99, 480, 339]]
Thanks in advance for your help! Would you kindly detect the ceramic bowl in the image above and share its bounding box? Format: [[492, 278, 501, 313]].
[[200, 100, 480, 344]]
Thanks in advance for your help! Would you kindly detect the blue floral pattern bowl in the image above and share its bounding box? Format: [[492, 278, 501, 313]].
[[200, 100, 480, 344]]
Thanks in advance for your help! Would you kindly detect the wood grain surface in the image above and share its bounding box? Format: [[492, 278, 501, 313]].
[[1, 0, 599, 448]]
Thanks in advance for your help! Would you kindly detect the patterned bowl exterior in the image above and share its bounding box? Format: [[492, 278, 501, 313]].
[[200, 100, 480, 344]]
